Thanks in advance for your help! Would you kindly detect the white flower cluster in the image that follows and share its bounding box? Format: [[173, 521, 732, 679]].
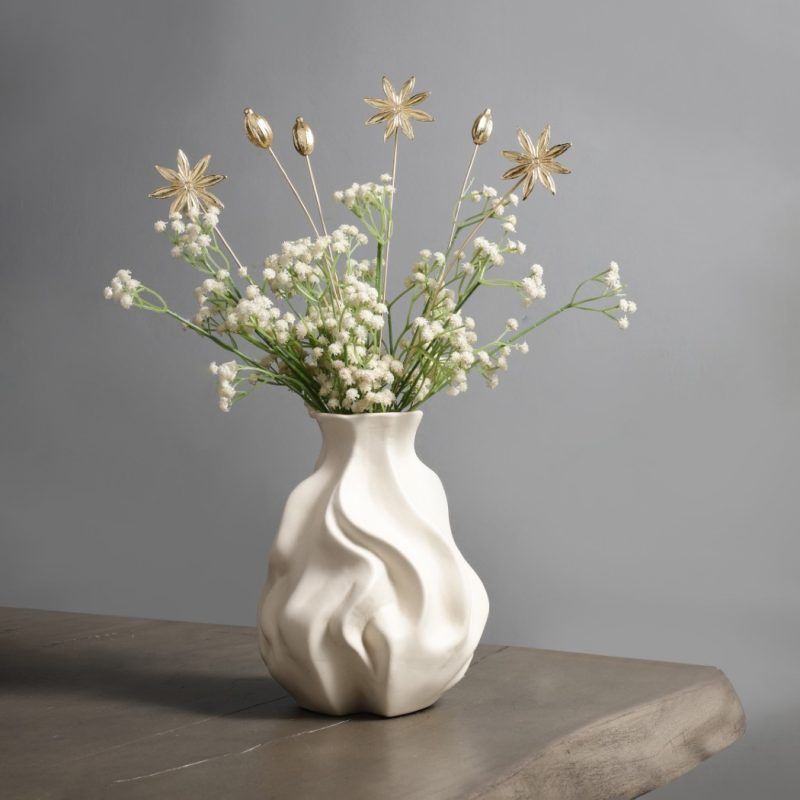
[[103, 269, 141, 309], [157, 207, 219, 260], [477, 336, 530, 389], [520, 264, 546, 305], [228, 284, 284, 334], [409, 312, 478, 397], [603, 262, 638, 329], [473, 236, 505, 267], [263, 225, 367, 298], [619, 297, 637, 315], [463, 233, 526, 278], [467, 185, 519, 208], [333, 176, 395, 210], [209, 360, 239, 412], [192, 271, 226, 325], [323, 353, 402, 413], [300, 272, 395, 411], [604, 260, 623, 291], [195, 278, 299, 347], [407, 249, 447, 286]]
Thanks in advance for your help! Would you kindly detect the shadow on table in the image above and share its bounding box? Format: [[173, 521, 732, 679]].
[[0, 636, 312, 721]]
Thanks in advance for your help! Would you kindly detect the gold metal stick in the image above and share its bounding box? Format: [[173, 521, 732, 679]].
[[214, 224, 247, 273], [447, 144, 478, 251], [305, 157, 328, 238], [426, 177, 525, 315], [451, 178, 524, 266], [304, 156, 343, 303], [432, 109, 493, 304], [447, 109, 493, 253], [291, 117, 340, 301], [381, 131, 399, 303], [268, 149, 320, 238], [291, 116, 328, 238], [244, 108, 320, 238], [362, 77, 433, 306]]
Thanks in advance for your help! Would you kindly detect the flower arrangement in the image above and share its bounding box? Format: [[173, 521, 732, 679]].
[[104, 76, 636, 413]]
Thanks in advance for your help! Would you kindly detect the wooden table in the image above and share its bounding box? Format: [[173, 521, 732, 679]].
[[0, 607, 744, 799]]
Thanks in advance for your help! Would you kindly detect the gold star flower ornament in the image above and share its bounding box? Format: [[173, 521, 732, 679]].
[[149, 149, 226, 215], [502, 126, 571, 199], [364, 76, 433, 141]]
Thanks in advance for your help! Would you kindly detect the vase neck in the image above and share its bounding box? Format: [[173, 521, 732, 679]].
[[314, 411, 423, 464]]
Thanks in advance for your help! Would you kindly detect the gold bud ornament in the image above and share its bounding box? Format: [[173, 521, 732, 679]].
[[292, 117, 315, 156], [243, 107, 273, 149], [471, 108, 493, 146]]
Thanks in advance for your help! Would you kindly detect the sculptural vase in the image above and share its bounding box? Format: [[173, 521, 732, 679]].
[[257, 411, 489, 717]]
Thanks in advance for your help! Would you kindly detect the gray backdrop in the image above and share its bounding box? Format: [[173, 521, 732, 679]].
[[2, 1, 797, 796]]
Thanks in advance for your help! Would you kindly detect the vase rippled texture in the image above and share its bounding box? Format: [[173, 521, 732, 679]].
[[258, 411, 489, 717]]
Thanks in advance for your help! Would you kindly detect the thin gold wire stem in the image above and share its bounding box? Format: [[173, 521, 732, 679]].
[[304, 156, 342, 303], [381, 132, 399, 304], [214, 224, 246, 273], [450, 177, 524, 266], [305, 156, 328, 238], [268, 149, 320, 237], [424, 177, 526, 315], [447, 144, 479, 250]]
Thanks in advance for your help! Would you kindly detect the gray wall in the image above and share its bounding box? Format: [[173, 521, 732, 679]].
[[2, 1, 797, 796]]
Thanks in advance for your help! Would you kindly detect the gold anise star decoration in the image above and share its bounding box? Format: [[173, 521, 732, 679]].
[[364, 76, 434, 141], [501, 126, 571, 199], [149, 149, 226, 215]]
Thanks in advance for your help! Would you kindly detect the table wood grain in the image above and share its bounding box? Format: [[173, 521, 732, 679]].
[[0, 607, 744, 799]]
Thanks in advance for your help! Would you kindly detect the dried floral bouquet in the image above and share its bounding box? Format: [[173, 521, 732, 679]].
[[104, 76, 636, 413]]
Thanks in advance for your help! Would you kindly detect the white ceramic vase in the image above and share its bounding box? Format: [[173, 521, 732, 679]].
[[257, 411, 489, 717]]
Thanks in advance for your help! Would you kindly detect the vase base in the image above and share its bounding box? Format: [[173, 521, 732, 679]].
[[297, 698, 437, 719]]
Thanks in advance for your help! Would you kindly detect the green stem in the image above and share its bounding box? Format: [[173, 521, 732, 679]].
[[500, 303, 573, 349], [164, 311, 260, 368]]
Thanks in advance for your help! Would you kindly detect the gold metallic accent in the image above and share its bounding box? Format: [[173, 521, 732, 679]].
[[381, 131, 400, 303], [292, 117, 315, 156], [268, 148, 320, 237], [501, 125, 571, 199], [214, 225, 246, 274], [448, 144, 479, 250], [449, 180, 528, 271], [243, 107, 274, 149], [471, 108, 493, 145], [243, 109, 319, 236], [364, 76, 433, 141], [447, 106, 492, 249], [149, 149, 225, 215]]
